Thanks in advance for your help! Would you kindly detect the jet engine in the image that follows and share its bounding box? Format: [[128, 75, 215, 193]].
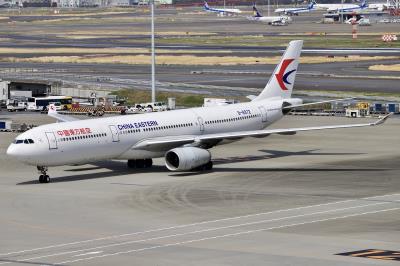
[[165, 147, 211, 171]]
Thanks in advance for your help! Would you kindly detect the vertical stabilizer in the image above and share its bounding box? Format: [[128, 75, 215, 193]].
[[204, 1, 210, 10], [253, 5, 263, 17], [253, 40, 303, 101]]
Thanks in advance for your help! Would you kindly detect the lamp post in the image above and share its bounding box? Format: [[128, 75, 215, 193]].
[[150, 0, 156, 103]]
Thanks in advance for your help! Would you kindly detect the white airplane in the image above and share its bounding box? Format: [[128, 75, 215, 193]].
[[203, 1, 242, 16], [368, 0, 392, 11], [316, 0, 367, 12], [7, 40, 391, 183], [275, 1, 315, 15], [247, 4, 292, 25]]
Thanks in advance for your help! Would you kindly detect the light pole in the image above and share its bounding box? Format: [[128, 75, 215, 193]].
[[340, 0, 344, 23], [150, 0, 156, 103]]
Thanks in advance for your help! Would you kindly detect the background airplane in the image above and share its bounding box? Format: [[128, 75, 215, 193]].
[[275, 1, 316, 15], [335, 0, 368, 12], [316, 0, 367, 12], [7, 40, 391, 183], [247, 4, 292, 25], [203, 1, 242, 16]]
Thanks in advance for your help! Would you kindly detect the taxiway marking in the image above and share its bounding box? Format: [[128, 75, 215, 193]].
[[0, 200, 396, 265], [56, 207, 400, 266]]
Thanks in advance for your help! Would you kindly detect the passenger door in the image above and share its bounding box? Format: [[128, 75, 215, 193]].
[[109, 125, 120, 142], [45, 132, 58, 150], [197, 117, 205, 133]]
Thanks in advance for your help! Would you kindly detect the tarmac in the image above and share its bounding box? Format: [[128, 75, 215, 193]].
[[0, 114, 399, 265], [0, 7, 399, 97]]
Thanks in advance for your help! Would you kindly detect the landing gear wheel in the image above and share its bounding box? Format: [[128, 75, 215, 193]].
[[37, 166, 50, 183], [127, 160, 136, 168], [144, 159, 153, 168], [135, 159, 145, 168], [38, 174, 50, 183], [127, 159, 153, 169]]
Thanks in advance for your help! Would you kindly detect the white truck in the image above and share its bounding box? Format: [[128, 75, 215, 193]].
[[137, 102, 168, 112], [203, 98, 236, 107], [6, 100, 27, 112]]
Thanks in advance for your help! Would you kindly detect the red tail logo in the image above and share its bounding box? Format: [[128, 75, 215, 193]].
[[275, 59, 296, 91]]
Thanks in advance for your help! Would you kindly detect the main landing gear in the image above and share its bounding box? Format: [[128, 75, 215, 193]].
[[37, 166, 50, 183], [127, 159, 153, 169]]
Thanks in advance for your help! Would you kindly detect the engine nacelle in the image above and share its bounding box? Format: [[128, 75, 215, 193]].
[[165, 147, 211, 171]]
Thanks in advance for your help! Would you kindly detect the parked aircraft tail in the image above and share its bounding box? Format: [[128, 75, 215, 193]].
[[359, 0, 367, 8], [204, 1, 210, 10], [253, 4, 263, 17], [253, 40, 303, 101]]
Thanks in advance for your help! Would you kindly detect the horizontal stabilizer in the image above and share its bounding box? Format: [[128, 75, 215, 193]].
[[283, 97, 354, 109]]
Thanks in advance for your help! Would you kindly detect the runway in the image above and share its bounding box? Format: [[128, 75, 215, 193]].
[[0, 115, 399, 265]]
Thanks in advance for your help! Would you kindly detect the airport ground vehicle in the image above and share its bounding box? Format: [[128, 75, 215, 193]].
[[27, 96, 73, 111], [136, 102, 168, 112], [6, 41, 390, 183], [6, 100, 27, 112]]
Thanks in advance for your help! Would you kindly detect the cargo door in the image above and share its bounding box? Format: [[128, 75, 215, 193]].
[[45, 132, 58, 150], [109, 125, 120, 142]]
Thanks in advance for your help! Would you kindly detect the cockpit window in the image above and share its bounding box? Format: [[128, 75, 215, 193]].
[[14, 139, 34, 144]]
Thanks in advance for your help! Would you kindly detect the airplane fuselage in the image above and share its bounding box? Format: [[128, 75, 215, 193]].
[[7, 99, 283, 167]]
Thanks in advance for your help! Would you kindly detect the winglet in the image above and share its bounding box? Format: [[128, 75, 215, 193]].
[[373, 113, 392, 126]]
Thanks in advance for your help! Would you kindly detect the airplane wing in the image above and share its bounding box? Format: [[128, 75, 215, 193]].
[[132, 114, 391, 151], [48, 104, 80, 122]]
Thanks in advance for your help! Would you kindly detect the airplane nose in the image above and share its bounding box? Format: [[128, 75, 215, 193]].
[[6, 144, 18, 157]]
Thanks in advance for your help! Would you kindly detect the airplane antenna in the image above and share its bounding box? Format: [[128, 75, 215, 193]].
[[151, 0, 156, 102]]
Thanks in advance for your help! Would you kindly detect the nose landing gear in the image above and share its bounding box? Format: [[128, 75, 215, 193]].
[[37, 166, 50, 183]]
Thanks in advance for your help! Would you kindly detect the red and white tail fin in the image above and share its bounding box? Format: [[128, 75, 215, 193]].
[[254, 40, 303, 101], [48, 103, 57, 114]]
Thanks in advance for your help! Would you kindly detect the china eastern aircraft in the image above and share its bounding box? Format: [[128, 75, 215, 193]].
[[203, 1, 242, 16], [7, 40, 391, 183], [247, 4, 292, 25]]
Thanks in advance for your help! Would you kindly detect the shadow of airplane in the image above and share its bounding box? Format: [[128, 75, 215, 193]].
[[0, 259, 52, 265], [212, 149, 364, 165], [17, 149, 379, 184], [17, 161, 166, 185], [170, 167, 388, 177]]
